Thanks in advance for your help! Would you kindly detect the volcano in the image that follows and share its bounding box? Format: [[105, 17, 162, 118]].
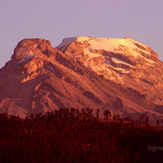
[[0, 37, 163, 122]]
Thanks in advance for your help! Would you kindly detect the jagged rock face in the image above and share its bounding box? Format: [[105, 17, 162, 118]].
[[0, 37, 163, 122], [0, 38, 95, 117], [57, 36, 163, 106]]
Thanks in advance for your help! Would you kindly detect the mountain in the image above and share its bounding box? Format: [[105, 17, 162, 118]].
[[0, 37, 163, 122]]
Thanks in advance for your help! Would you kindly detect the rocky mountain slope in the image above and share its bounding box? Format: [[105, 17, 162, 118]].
[[0, 37, 163, 122]]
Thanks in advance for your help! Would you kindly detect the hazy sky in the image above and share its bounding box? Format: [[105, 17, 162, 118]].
[[0, 0, 163, 68]]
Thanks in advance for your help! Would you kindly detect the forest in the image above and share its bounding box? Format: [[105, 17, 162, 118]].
[[0, 108, 163, 163]]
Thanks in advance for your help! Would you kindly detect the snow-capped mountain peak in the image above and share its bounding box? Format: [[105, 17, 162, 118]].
[[57, 36, 159, 84], [57, 36, 157, 59], [0, 37, 163, 123]]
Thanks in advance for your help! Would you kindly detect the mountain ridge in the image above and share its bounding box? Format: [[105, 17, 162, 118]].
[[57, 36, 163, 104], [0, 37, 163, 122]]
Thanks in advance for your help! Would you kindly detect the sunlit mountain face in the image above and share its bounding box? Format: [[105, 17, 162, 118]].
[[0, 37, 163, 123]]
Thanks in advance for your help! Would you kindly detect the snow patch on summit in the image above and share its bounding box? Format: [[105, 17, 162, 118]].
[[56, 36, 91, 51], [57, 36, 157, 84], [84, 37, 151, 58], [57, 36, 151, 58], [57, 37, 76, 49]]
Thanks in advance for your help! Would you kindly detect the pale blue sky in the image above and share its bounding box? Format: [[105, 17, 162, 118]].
[[0, 0, 163, 68]]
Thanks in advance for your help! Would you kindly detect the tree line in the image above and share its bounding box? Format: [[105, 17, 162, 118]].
[[0, 108, 163, 163]]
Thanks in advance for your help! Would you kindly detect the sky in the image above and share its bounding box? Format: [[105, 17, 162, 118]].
[[0, 0, 163, 68]]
